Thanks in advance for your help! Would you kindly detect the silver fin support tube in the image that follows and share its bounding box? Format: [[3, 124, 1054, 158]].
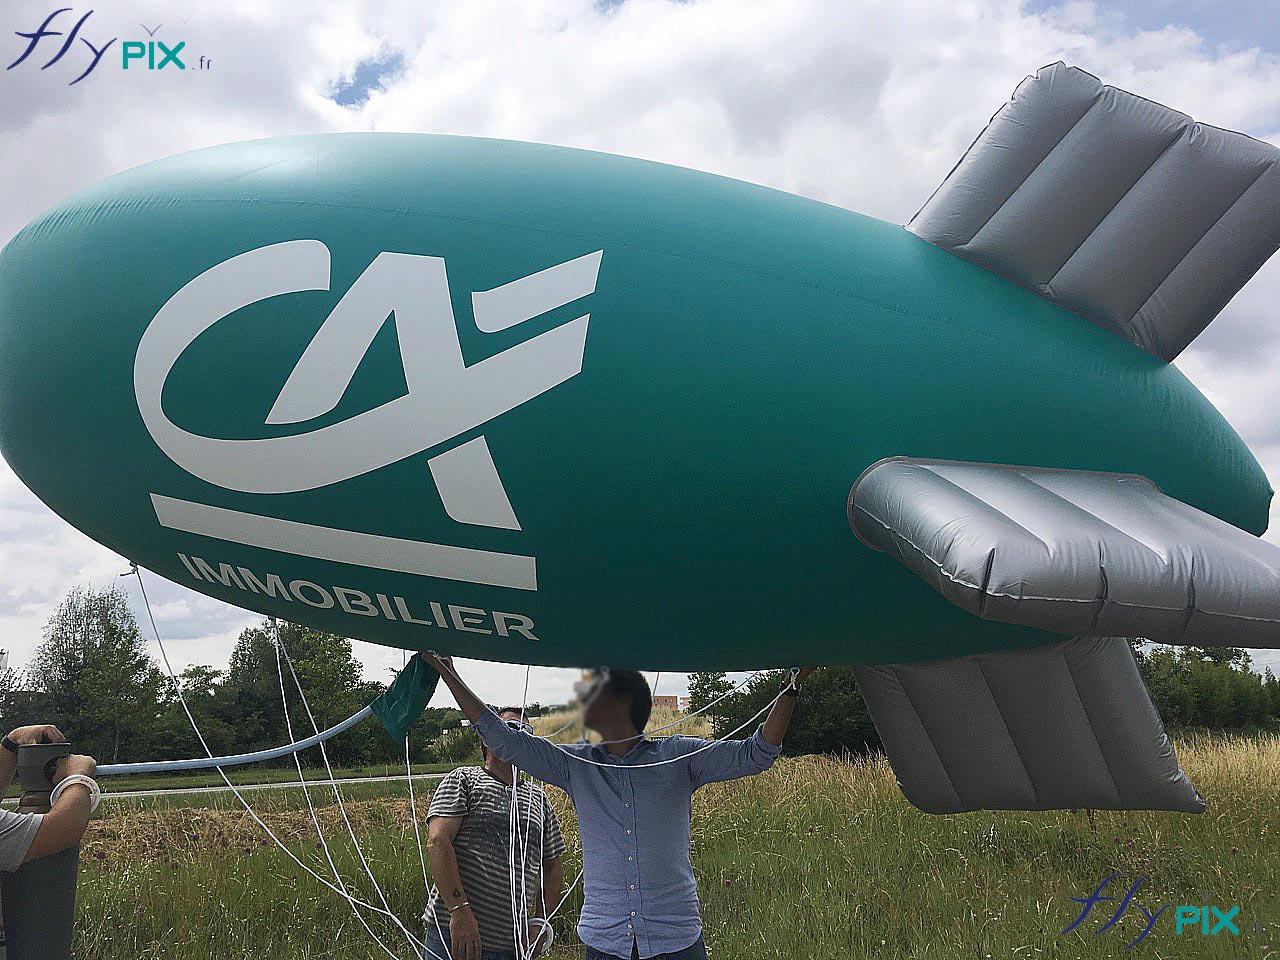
[[94, 704, 374, 776]]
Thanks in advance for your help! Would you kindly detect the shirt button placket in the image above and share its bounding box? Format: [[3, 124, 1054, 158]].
[[625, 770, 641, 952]]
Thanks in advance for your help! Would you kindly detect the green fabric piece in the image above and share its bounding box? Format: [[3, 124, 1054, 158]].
[[371, 656, 441, 741]]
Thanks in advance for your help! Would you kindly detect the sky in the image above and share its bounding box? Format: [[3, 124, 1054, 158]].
[[1, 0, 1279, 711]]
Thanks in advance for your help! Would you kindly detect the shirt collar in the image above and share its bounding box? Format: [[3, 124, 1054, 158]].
[[588, 734, 654, 760], [480, 766, 511, 785]]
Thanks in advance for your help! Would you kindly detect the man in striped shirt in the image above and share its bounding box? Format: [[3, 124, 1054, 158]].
[[425, 707, 567, 960]]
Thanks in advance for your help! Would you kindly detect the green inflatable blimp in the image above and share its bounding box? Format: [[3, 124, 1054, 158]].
[[8, 62, 1280, 811]]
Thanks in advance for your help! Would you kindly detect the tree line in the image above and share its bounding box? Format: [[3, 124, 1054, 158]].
[[687, 641, 1280, 757], [0, 585, 477, 767], [5, 586, 1277, 768]]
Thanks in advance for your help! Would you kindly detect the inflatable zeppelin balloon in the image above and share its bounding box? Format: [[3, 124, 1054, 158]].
[[3, 62, 1280, 812]]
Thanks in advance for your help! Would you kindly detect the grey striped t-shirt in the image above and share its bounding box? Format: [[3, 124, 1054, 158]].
[[0, 810, 41, 872], [426, 766, 567, 952]]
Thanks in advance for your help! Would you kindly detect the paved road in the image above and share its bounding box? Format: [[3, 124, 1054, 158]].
[[101, 771, 451, 800], [1, 772, 451, 804]]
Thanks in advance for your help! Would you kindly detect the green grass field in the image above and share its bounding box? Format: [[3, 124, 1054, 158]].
[[89, 761, 466, 795], [69, 731, 1280, 960]]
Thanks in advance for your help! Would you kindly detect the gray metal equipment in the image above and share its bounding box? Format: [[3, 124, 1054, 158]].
[[2, 743, 80, 960]]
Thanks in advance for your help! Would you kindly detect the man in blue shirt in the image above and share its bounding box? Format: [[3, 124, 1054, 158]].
[[422, 655, 814, 960]]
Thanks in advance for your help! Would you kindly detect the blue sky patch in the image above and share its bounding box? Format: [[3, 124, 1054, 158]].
[[330, 52, 405, 107], [1028, 0, 1279, 53]]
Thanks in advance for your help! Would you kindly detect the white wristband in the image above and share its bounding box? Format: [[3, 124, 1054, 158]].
[[528, 918, 555, 955], [50, 774, 100, 813]]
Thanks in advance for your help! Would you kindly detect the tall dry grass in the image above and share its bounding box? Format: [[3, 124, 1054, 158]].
[[531, 705, 713, 743], [73, 733, 1280, 959]]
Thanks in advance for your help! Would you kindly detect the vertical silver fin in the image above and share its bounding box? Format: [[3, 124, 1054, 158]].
[[855, 636, 1204, 814], [909, 62, 1280, 361]]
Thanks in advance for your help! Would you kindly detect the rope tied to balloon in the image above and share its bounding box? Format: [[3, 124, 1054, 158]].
[[118, 563, 795, 959]]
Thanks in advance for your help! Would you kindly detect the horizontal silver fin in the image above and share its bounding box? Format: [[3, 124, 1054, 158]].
[[909, 62, 1280, 361], [855, 636, 1204, 814], [849, 457, 1280, 647]]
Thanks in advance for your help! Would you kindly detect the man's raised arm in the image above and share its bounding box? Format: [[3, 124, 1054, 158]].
[[687, 667, 815, 788], [760, 667, 815, 746], [420, 654, 573, 790]]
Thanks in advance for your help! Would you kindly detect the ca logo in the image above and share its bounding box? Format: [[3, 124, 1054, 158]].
[[134, 240, 603, 590]]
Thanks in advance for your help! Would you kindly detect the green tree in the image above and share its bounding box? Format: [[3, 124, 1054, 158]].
[[151, 665, 239, 759], [1191, 646, 1250, 667], [223, 620, 369, 765], [428, 726, 481, 763], [698, 668, 880, 756], [27, 585, 166, 762], [1141, 646, 1279, 732], [1264, 670, 1280, 721], [686, 672, 733, 715], [1139, 646, 1195, 726], [0, 658, 31, 732]]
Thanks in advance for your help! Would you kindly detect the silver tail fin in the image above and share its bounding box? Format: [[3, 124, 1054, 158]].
[[909, 62, 1280, 361], [855, 636, 1204, 814]]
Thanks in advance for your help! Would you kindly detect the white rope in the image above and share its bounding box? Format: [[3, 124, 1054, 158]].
[[508, 763, 526, 954], [125, 566, 410, 932], [509, 781, 526, 947], [509, 666, 536, 957], [536, 667, 610, 740], [518, 778, 544, 960], [429, 657, 776, 767], [535, 865, 584, 954], [412, 667, 455, 960], [507, 664, 581, 960], [536, 670, 761, 747], [546, 692, 782, 769], [404, 652, 432, 898], [271, 625, 403, 960], [630, 670, 759, 740], [272, 621, 424, 954], [422, 883, 455, 960]]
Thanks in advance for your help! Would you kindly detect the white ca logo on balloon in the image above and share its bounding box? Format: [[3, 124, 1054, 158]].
[[133, 240, 602, 590]]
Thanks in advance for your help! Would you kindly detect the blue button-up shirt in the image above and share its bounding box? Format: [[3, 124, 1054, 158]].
[[471, 709, 781, 958]]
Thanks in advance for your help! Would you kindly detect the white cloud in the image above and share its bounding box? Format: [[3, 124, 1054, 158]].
[[2, 0, 1279, 703]]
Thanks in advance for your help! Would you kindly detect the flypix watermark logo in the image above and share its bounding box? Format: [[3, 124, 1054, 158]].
[[1063, 873, 1267, 949], [7, 9, 211, 85]]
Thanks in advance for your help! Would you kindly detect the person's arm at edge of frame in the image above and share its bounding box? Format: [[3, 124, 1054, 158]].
[[531, 854, 564, 953], [426, 815, 483, 960], [418, 653, 572, 789], [25, 752, 97, 862]]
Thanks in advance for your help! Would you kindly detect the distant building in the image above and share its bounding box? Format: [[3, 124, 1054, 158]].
[[653, 695, 679, 712], [679, 697, 692, 712]]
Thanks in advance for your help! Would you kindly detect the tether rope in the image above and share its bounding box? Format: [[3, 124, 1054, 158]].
[[271, 623, 405, 960], [431, 658, 785, 770], [530, 668, 761, 747], [272, 618, 425, 954], [119, 569, 785, 958], [124, 564, 412, 932]]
